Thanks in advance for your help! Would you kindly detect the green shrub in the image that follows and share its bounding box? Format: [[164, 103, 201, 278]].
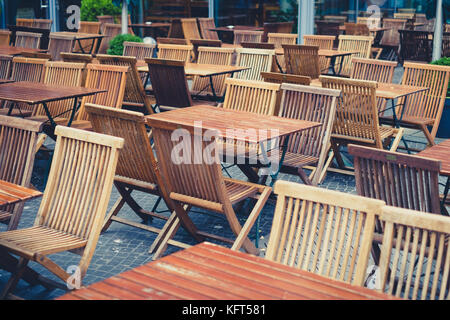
[[107, 34, 143, 56], [431, 56, 450, 98], [80, 0, 121, 22]]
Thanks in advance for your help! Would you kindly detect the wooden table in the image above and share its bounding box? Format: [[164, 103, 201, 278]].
[[339, 26, 391, 44], [57, 242, 397, 300], [0, 81, 105, 138], [0, 179, 42, 207], [0, 45, 47, 56], [129, 23, 170, 38], [51, 32, 105, 54], [210, 25, 264, 44]]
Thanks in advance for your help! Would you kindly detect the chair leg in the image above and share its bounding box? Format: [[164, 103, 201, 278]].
[[389, 128, 404, 152], [102, 196, 127, 232], [419, 123, 436, 147], [297, 167, 313, 185], [330, 141, 345, 169], [0, 258, 29, 300], [151, 214, 182, 260], [149, 210, 179, 254]]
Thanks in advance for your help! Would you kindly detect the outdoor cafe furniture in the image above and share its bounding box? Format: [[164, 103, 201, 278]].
[[180, 18, 202, 45], [379, 18, 408, 60], [283, 44, 320, 79], [0, 126, 124, 300], [0, 55, 12, 79], [128, 22, 171, 39], [14, 31, 42, 49], [0, 30, 11, 46], [233, 30, 264, 45], [123, 41, 156, 61], [73, 21, 101, 54], [261, 72, 311, 86], [197, 17, 219, 40], [209, 25, 264, 44], [156, 43, 193, 63], [234, 48, 275, 81], [0, 45, 47, 57], [303, 35, 335, 73], [51, 31, 105, 55], [335, 35, 373, 77], [57, 242, 398, 300], [398, 29, 433, 64], [97, 23, 121, 54]]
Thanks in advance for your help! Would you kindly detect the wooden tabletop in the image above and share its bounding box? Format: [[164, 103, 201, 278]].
[[0, 81, 106, 105], [137, 62, 249, 77], [210, 25, 264, 32], [418, 139, 450, 176], [0, 179, 43, 207], [57, 242, 398, 300], [0, 46, 47, 56], [129, 23, 171, 28], [51, 32, 105, 40], [146, 105, 321, 144]]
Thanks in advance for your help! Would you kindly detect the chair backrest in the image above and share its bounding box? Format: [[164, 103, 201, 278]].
[[98, 23, 121, 54], [198, 17, 219, 40], [48, 34, 75, 61], [344, 22, 370, 36], [157, 43, 193, 63], [156, 37, 188, 45], [222, 78, 280, 116], [234, 30, 264, 45], [35, 125, 123, 275], [266, 180, 383, 286], [234, 48, 275, 81], [84, 104, 158, 185], [96, 54, 153, 115], [303, 35, 334, 49], [77, 63, 128, 121], [320, 75, 382, 148], [33, 61, 85, 118], [15, 31, 42, 49], [10, 56, 48, 82], [74, 21, 101, 53], [0, 30, 11, 46], [0, 54, 12, 79], [398, 30, 433, 64], [399, 62, 450, 139], [381, 18, 407, 47], [145, 58, 192, 109], [378, 206, 450, 300], [414, 13, 427, 24], [348, 144, 441, 214], [337, 35, 373, 77], [283, 44, 320, 79], [357, 17, 381, 28], [323, 15, 347, 23], [180, 18, 201, 44], [261, 72, 311, 85], [16, 18, 34, 27], [240, 42, 275, 50], [394, 12, 415, 20], [97, 15, 115, 32], [32, 19, 52, 29], [315, 21, 341, 47], [350, 58, 397, 83], [191, 47, 234, 97], [123, 41, 156, 60], [267, 33, 297, 49], [190, 39, 222, 62]]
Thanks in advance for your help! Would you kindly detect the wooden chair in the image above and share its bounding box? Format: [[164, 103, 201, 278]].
[[97, 15, 115, 32], [233, 30, 264, 45], [273, 83, 340, 185], [156, 37, 188, 45], [398, 30, 433, 64], [27, 61, 85, 125], [336, 35, 373, 77], [0, 125, 123, 299], [191, 47, 234, 99], [261, 72, 311, 85], [123, 41, 156, 60], [0, 116, 42, 231], [32, 19, 52, 29], [190, 39, 222, 62], [147, 120, 272, 259], [48, 34, 76, 61], [380, 18, 407, 60], [71, 64, 128, 130], [323, 15, 347, 24], [156, 44, 193, 63], [319, 76, 403, 173], [19, 51, 52, 60], [344, 23, 370, 36], [265, 180, 382, 286], [234, 48, 275, 81], [283, 44, 320, 79], [394, 12, 415, 20], [378, 206, 450, 300], [445, 24, 450, 33], [96, 54, 153, 115], [315, 21, 341, 48], [60, 52, 93, 64], [84, 104, 175, 250], [240, 42, 275, 49], [198, 17, 219, 40], [267, 33, 297, 48], [97, 23, 121, 54], [357, 17, 381, 28], [180, 18, 201, 44], [16, 18, 34, 27], [0, 57, 48, 117], [304, 35, 335, 73], [14, 31, 42, 49], [0, 30, 11, 46], [262, 21, 294, 42], [73, 21, 101, 54], [379, 62, 450, 148], [0, 55, 12, 79]]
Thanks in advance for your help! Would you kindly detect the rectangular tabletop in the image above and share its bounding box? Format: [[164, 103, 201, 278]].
[[51, 32, 105, 40], [57, 242, 397, 300], [137, 62, 249, 77], [146, 105, 321, 144], [0, 46, 47, 56], [129, 23, 171, 28], [0, 81, 106, 105], [210, 25, 264, 32], [0, 180, 43, 207], [418, 139, 450, 176]]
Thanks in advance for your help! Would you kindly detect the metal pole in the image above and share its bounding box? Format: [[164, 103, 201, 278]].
[[432, 0, 443, 61], [355, 0, 359, 22], [121, 1, 128, 35], [48, 0, 58, 32], [209, 0, 214, 19], [298, 0, 314, 44]]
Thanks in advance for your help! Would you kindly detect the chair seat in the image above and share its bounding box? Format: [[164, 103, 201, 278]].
[[0, 108, 33, 117], [114, 175, 158, 193], [379, 114, 435, 126], [0, 210, 12, 223], [0, 226, 87, 259], [223, 178, 259, 204], [69, 120, 93, 131], [332, 126, 396, 144], [276, 152, 319, 169]]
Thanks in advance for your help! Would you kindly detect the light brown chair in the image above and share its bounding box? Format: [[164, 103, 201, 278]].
[[233, 30, 264, 45], [123, 41, 156, 60], [198, 17, 219, 40], [319, 76, 403, 173], [240, 42, 275, 50], [303, 35, 335, 73], [32, 19, 52, 29], [336, 35, 374, 77], [190, 39, 222, 62], [264, 180, 383, 286], [357, 17, 381, 28], [180, 18, 202, 44], [48, 34, 76, 61], [0, 125, 123, 299], [0, 116, 43, 230], [97, 15, 115, 32], [73, 21, 101, 54], [96, 54, 153, 115], [380, 18, 407, 60], [156, 37, 188, 45], [234, 48, 275, 81], [191, 47, 234, 99], [344, 22, 370, 36], [379, 62, 450, 148], [0, 30, 11, 46], [97, 23, 121, 54], [60, 52, 93, 64], [283, 44, 320, 79], [147, 120, 272, 259], [323, 15, 347, 24], [157, 43, 193, 63], [16, 18, 34, 27], [394, 12, 415, 20], [267, 33, 298, 49], [261, 72, 311, 85], [0, 55, 12, 79], [378, 206, 450, 300], [14, 31, 42, 49]]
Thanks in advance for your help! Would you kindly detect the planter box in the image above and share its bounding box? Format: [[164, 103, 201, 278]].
[[437, 98, 450, 138]]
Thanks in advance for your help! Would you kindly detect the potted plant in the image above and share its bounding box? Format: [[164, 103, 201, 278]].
[[431, 57, 450, 138], [107, 33, 143, 55]]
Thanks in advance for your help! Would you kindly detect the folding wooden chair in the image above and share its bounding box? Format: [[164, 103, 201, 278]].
[[303, 35, 335, 73], [0, 125, 123, 299], [180, 18, 202, 44], [0, 30, 11, 46], [344, 23, 370, 36], [398, 30, 433, 64], [0, 116, 43, 230], [336, 35, 374, 77], [32, 19, 52, 29], [380, 19, 407, 61], [96, 54, 153, 115], [264, 180, 383, 286], [156, 43, 193, 63], [283, 44, 320, 79], [97, 23, 121, 54], [267, 33, 297, 48], [234, 48, 275, 81], [16, 18, 34, 27], [48, 34, 76, 61], [190, 39, 222, 62], [357, 17, 381, 28], [233, 30, 264, 45], [73, 21, 101, 54], [14, 31, 42, 49], [0, 54, 12, 79], [378, 206, 450, 300], [97, 15, 115, 32], [123, 41, 156, 60], [147, 121, 272, 259], [198, 18, 219, 40]]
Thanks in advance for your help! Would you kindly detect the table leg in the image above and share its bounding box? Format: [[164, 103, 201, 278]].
[[390, 95, 411, 153], [329, 56, 338, 76], [67, 97, 79, 127], [441, 177, 450, 216], [208, 75, 218, 101], [77, 39, 86, 54]]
